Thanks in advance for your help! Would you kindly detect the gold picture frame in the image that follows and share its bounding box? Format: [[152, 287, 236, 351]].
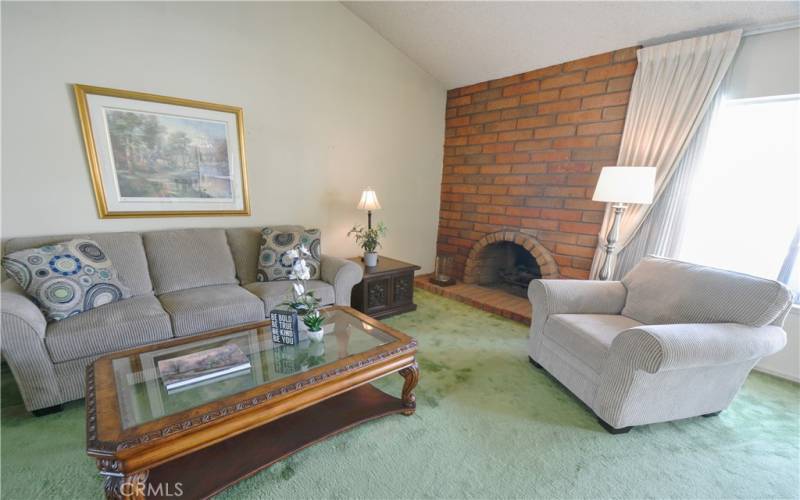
[[74, 84, 250, 218]]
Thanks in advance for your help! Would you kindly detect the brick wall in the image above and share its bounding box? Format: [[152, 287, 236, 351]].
[[438, 47, 638, 279]]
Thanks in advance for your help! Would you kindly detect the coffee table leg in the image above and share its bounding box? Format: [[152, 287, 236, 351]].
[[99, 463, 149, 500], [399, 362, 419, 416]]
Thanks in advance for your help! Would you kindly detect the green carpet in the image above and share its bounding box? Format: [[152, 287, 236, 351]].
[[2, 289, 799, 499]]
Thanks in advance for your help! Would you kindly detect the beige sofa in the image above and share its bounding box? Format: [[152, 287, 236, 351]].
[[528, 256, 792, 433], [1, 227, 363, 414]]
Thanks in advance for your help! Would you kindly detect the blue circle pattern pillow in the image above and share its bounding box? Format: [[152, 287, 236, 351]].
[[257, 226, 321, 282], [2, 239, 132, 322]]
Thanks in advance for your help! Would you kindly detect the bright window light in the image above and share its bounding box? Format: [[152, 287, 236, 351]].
[[678, 95, 800, 299]]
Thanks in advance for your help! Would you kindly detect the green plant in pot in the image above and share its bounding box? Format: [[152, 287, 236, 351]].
[[348, 222, 386, 267], [303, 309, 325, 342]]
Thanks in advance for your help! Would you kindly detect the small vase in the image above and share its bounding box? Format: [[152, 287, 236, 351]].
[[307, 328, 324, 342], [364, 252, 378, 267]]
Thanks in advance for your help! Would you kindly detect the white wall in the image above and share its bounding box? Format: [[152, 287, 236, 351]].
[[727, 27, 800, 99], [1, 2, 446, 272]]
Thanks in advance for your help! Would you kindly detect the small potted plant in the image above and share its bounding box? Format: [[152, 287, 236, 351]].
[[348, 222, 387, 267], [303, 309, 325, 342]]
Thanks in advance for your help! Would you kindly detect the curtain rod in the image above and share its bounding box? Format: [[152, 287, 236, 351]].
[[642, 19, 798, 46], [743, 20, 799, 37]]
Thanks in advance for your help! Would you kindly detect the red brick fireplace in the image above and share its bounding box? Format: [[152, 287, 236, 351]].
[[463, 231, 558, 293], [436, 46, 638, 281]]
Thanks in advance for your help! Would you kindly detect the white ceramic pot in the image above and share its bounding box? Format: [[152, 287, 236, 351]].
[[364, 252, 378, 267], [307, 328, 324, 342]]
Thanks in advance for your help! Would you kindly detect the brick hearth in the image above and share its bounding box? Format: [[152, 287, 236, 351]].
[[416, 276, 532, 325], [438, 46, 638, 280]]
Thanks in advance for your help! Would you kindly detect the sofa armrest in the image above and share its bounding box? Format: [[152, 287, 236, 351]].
[[320, 255, 364, 306], [528, 279, 628, 316], [2, 280, 46, 339], [1, 280, 62, 411], [610, 323, 787, 373]]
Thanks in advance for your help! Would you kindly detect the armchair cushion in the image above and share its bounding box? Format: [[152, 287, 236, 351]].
[[545, 314, 643, 374], [529, 279, 628, 316], [621, 256, 792, 327], [158, 284, 264, 337], [45, 295, 171, 363], [243, 280, 334, 316]]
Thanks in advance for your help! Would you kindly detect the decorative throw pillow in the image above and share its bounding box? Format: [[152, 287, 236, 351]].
[[2, 239, 132, 322], [256, 226, 321, 282]]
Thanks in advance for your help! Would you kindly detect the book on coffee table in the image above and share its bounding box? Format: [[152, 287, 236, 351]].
[[158, 343, 251, 393]]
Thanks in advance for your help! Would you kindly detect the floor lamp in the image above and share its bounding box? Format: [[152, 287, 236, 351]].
[[592, 166, 656, 280]]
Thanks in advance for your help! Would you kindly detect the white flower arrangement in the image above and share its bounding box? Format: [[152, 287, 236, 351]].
[[282, 245, 320, 315]]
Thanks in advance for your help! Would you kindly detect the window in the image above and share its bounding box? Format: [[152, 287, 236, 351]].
[[678, 94, 800, 301]]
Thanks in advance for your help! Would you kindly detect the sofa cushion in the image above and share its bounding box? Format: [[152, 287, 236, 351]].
[[244, 280, 335, 315], [45, 295, 172, 362], [544, 314, 643, 374], [621, 256, 792, 327], [143, 229, 238, 295], [226, 227, 262, 285], [3, 239, 132, 322], [4, 232, 153, 296], [158, 284, 264, 337], [257, 226, 321, 282]]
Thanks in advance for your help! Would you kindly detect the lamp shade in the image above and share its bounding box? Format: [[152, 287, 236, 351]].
[[357, 187, 381, 211], [592, 166, 656, 204]]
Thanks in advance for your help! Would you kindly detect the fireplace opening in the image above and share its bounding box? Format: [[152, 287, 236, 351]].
[[474, 241, 542, 297]]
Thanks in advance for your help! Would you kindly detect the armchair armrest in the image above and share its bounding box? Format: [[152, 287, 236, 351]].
[[610, 323, 787, 373], [1, 280, 46, 340], [528, 279, 628, 316], [320, 255, 364, 306]]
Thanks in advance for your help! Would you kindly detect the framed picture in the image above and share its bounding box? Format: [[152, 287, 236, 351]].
[[73, 84, 250, 218]]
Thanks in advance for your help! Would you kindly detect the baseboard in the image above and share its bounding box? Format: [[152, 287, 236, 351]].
[[754, 366, 800, 383]]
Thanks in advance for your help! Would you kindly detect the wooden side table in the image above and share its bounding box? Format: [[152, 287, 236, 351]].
[[348, 256, 421, 319]]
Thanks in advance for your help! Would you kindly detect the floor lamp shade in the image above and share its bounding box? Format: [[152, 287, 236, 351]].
[[592, 167, 656, 204], [593, 167, 656, 280]]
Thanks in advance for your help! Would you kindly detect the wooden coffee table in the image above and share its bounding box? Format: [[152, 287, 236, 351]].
[[86, 306, 418, 499]]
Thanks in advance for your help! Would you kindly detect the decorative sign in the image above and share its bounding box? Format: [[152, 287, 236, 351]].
[[270, 309, 299, 345]]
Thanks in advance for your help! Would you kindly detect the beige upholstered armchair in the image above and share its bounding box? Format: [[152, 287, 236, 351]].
[[528, 256, 792, 433]]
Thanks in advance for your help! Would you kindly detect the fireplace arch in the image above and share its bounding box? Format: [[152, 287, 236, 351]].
[[462, 232, 558, 290]]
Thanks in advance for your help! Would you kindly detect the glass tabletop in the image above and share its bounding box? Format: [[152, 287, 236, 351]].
[[111, 309, 396, 429]]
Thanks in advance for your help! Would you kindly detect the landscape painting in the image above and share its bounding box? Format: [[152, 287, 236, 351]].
[[74, 84, 250, 217], [106, 109, 233, 200]]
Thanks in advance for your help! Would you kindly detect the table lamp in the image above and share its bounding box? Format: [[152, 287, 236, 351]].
[[357, 187, 381, 229], [592, 166, 656, 280]]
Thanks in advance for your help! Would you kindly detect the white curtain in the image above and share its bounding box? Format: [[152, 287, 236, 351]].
[[612, 88, 724, 278], [589, 30, 742, 279]]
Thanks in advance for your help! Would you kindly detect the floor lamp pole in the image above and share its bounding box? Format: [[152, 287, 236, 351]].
[[598, 203, 626, 281], [367, 210, 372, 230]]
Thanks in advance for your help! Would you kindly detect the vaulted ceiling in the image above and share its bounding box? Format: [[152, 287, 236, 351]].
[[343, 1, 800, 89]]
